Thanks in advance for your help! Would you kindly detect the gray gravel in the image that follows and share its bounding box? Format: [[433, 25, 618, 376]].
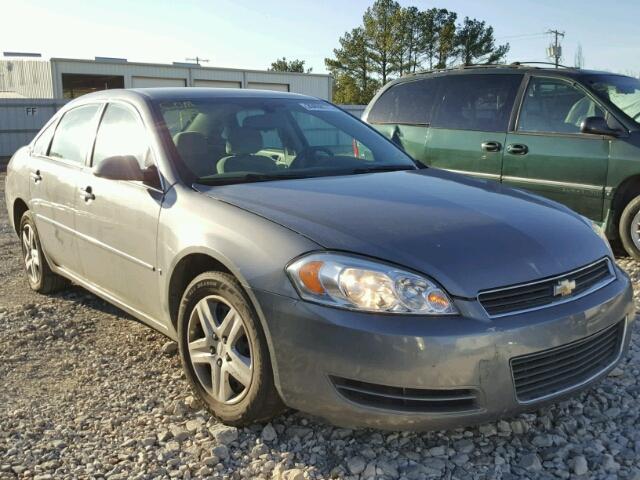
[[1, 172, 640, 480]]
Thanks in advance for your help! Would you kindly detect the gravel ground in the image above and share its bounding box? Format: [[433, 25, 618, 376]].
[[1, 172, 639, 480]]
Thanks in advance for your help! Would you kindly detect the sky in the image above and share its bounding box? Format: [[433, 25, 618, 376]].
[[1, 0, 639, 76]]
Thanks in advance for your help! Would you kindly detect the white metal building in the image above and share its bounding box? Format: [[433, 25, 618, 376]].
[[0, 57, 333, 100]]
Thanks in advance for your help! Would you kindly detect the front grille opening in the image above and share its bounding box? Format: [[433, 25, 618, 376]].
[[479, 258, 614, 317], [511, 320, 624, 402], [331, 376, 479, 413]]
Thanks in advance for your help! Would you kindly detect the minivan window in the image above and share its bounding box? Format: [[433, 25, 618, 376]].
[[584, 74, 640, 126], [518, 77, 604, 134], [368, 79, 437, 125], [32, 121, 56, 156], [431, 74, 522, 132], [93, 103, 150, 168], [49, 104, 101, 164]]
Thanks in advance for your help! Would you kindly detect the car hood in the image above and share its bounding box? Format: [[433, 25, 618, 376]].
[[195, 169, 611, 298]]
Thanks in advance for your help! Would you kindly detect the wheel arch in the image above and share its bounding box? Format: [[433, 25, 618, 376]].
[[610, 175, 640, 234], [12, 197, 29, 234]]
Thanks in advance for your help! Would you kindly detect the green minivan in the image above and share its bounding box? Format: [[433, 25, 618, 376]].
[[362, 65, 640, 258]]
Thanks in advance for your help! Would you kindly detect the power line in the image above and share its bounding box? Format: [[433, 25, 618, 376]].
[[497, 32, 547, 41]]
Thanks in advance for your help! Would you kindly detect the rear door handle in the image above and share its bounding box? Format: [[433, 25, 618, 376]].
[[507, 144, 529, 155], [481, 141, 502, 152], [30, 170, 42, 183], [79, 186, 95, 202]]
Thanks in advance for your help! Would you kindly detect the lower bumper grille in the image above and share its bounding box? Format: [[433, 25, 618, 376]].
[[511, 319, 625, 402], [331, 377, 479, 413]]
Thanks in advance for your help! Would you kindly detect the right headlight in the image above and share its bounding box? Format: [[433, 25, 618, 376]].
[[286, 252, 458, 315]]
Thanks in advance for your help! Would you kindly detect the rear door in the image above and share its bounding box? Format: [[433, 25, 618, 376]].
[[28, 104, 101, 276], [366, 78, 437, 161], [425, 73, 523, 181], [502, 76, 610, 220], [74, 101, 165, 325]]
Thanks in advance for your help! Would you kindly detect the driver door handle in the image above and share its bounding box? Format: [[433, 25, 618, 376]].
[[507, 144, 529, 155], [79, 186, 95, 202], [481, 141, 502, 152], [30, 170, 42, 183]]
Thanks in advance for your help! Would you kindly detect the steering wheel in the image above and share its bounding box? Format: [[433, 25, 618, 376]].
[[290, 146, 334, 168]]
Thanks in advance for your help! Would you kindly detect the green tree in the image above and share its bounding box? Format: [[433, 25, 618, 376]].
[[363, 0, 401, 84], [455, 17, 510, 65], [325, 27, 378, 104], [269, 57, 311, 73], [393, 6, 424, 75], [436, 13, 457, 68], [421, 8, 456, 70]]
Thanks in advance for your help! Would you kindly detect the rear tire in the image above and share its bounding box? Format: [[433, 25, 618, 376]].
[[619, 195, 640, 260], [19, 211, 68, 293], [177, 271, 284, 426]]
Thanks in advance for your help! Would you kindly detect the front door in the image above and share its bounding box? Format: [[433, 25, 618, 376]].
[[502, 76, 610, 220], [28, 104, 101, 275], [74, 102, 165, 325], [425, 73, 523, 181]]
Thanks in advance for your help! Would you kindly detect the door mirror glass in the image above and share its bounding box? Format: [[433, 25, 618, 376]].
[[580, 116, 619, 136], [93, 155, 145, 181]]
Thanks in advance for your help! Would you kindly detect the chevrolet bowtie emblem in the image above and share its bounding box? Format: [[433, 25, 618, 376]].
[[554, 279, 576, 297]]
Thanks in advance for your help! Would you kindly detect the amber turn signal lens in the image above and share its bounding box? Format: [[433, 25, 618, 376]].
[[427, 290, 451, 310], [298, 261, 325, 294]]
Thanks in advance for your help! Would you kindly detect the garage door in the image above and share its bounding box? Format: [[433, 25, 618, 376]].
[[247, 82, 289, 92], [193, 79, 241, 89], [131, 77, 187, 88]]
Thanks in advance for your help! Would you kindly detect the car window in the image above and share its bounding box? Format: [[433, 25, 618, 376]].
[[368, 79, 437, 125], [49, 104, 101, 164], [584, 74, 640, 126], [156, 98, 413, 183], [92, 103, 151, 168], [32, 121, 56, 156], [518, 77, 605, 134], [431, 74, 522, 132]]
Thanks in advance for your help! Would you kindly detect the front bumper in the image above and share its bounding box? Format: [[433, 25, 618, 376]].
[[254, 266, 634, 430]]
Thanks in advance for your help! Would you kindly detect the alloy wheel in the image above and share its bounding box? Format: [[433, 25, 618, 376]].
[[187, 295, 253, 404], [22, 224, 40, 285], [631, 210, 640, 250]]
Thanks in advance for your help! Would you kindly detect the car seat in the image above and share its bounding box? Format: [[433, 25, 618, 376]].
[[216, 127, 277, 174]]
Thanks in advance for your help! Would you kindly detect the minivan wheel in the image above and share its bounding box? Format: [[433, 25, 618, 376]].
[[177, 272, 284, 426], [619, 195, 640, 260], [19, 211, 68, 293]]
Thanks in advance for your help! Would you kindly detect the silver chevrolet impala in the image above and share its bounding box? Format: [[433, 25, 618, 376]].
[[4, 88, 634, 429]]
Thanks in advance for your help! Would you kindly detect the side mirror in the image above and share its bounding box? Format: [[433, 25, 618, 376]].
[[93, 155, 145, 181], [581, 116, 619, 137]]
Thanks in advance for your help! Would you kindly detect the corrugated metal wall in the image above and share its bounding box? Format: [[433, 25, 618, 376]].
[[0, 60, 54, 98], [339, 104, 367, 119], [0, 99, 67, 158]]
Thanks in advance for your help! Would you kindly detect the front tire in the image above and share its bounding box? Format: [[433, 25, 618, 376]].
[[19, 211, 68, 293], [619, 195, 640, 260], [177, 272, 284, 426]]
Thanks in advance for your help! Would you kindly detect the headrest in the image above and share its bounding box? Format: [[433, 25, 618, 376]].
[[242, 113, 284, 129], [226, 127, 263, 155], [174, 131, 207, 156]]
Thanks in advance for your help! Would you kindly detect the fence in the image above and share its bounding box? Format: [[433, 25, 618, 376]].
[[0, 99, 68, 160], [0, 99, 368, 163]]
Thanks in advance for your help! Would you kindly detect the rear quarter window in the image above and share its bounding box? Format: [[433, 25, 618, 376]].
[[368, 79, 437, 125]]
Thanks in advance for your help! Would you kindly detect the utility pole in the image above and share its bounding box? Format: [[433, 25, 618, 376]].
[[186, 56, 209, 66], [546, 30, 565, 68]]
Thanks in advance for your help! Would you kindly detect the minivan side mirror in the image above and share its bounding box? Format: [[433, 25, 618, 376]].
[[93, 155, 145, 181], [580, 116, 619, 137]]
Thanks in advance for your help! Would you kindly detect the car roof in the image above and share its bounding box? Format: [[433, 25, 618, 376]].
[[73, 87, 317, 102]]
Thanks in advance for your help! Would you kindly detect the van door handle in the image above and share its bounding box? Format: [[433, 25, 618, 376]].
[[30, 170, 42, 183], [79, 186, 95, 202], [507, 144, 529, 155], [481, 141, 502, 152]]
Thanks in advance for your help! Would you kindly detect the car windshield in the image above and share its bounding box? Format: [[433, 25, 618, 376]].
[[584, 74, 640, 125], [154, 97, 417, 185]]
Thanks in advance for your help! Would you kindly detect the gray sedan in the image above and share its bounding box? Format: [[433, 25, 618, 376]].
[[4, 88, 634, 430]]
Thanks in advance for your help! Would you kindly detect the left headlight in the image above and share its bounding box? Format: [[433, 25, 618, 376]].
[[286, 252, 458, 315]]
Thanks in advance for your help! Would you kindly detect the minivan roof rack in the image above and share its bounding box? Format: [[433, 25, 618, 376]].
[[404, 61, 577, 78]]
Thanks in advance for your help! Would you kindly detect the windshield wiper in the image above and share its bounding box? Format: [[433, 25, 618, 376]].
[[195, 172, 313, 186], [349, 165, 418, 175]]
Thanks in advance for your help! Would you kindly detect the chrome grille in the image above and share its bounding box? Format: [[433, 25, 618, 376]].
[[478, 258, 614, 317], [331, 376, 479, 413], [511, 320, 625, 402]]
